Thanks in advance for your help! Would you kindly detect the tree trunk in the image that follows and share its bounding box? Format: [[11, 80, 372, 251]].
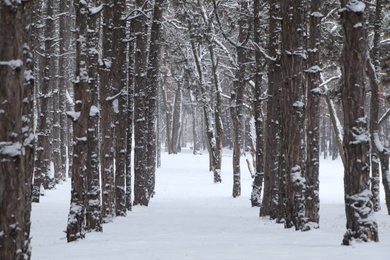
[[113, 0, 128, 217], [367, 0, 383, 212], [251, 0, 264, 207], [66, 0, 89, 242], [339, 0, 378, 245], [280, 0, 306, 230], [85, 0, 102, 233], [100, 0, 115, 221], [146, 0, 165, 197], [261, 0, 282, 219], [303, 0, 322, 231], [0, 1, 34, 258], [133, 0, 150, 206], [171, 85, 182, 154]]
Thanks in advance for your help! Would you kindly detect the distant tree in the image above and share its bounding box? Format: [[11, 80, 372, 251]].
[[339, 0, 379, 245], [0, 1, 34, 258]]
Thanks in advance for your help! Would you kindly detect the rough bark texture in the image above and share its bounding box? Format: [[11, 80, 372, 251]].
[[339, 0, 379, 245], [100, 0, 115, 220], [368, 0, 383, 213], [261, 0, 282, 219], [0, 1, 33, 258], [303, 0, 322, 231], [113, 0, 128, 217], [231, 0, 249, 198], [133, 0, 150, 206], [280, 0, 307, 230], [85, 0, 102, 232], [251, 0, 264, 207], [66, 0, 88, 242]]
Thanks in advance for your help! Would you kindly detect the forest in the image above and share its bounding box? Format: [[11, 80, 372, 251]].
[[1, 0, 390, 259]]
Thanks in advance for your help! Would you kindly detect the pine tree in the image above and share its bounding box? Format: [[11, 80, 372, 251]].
[[0, 1, 34, 258], [339, 0, 379, 245]]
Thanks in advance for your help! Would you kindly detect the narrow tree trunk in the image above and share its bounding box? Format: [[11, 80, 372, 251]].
[[100, 0, 115, 221], [261, 0, 282, 219], [85, 1, 102, 232], [280, 0, 306, 230], [171, 85, 182, 154], [133, 0, 150, 206], [368, 0, 383, 212], [339, 0, 378, 245], [66, 0, 89, 242], [145, 0, 165, 198], [113, 0, 129, 217], [303, 0, 322, 231]]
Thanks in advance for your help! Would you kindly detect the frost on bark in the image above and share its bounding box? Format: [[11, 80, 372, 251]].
[[133, 0, 150, 206], [85, 0, 102, 232], [113, 0, 128, 216], [280, 0, 307, 230], [367, 0, 383, 213], [231, 0, 249, 199], [251, 0, 264, 207], [35, 0, 56, 200], [100, 0, 115, 220], [66, 0, 89, 242], [261, 0, 282, 219], [339, 0, 378, 245], [0, 1, 34, 258], [303, 0, 322, 231]]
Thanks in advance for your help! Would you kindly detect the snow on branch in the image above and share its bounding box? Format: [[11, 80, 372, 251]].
[[339, 0, 366, 13], [0, 59, 23, 70], [251, 41, 277, 62], [89, 4, 103, 15], [0, 142, 22, 157]]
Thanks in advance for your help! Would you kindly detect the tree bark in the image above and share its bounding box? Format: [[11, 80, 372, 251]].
[[0, 1, 34, 258], [261, 0, 282, 219], [280, 0, 307, 230], [339, 0, 378, 245], [303, 0, 322, 231]]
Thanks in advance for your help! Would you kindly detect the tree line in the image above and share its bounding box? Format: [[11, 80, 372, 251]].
[[1, 0, 390, 259]]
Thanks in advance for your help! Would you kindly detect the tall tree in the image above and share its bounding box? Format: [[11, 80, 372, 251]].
[[114, 0, 129, 216], [133, 0, 151, 206], [339, 0, 378, 245], [0, 0, 34, 258], [100, 0, 115, 221], [66, 0, 89, 242], [230, 0, 250, 198], [251, 0, 265, 207], [303, 0, 322, 230], [280, 0, 307, 230], [85, 0, 103, 232], [261, 0, 282, 220]]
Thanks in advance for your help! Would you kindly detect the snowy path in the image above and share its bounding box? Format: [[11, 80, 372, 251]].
[[31, 150, 390, 259]]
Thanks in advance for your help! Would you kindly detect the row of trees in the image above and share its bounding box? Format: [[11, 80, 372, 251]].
[[1, 0, 390, 258]]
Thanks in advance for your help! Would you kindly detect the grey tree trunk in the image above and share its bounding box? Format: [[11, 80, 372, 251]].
[[251, 0, 264, 207]]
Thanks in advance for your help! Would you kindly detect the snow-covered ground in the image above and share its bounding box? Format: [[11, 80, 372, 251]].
[[31, 149, 390, 260]]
